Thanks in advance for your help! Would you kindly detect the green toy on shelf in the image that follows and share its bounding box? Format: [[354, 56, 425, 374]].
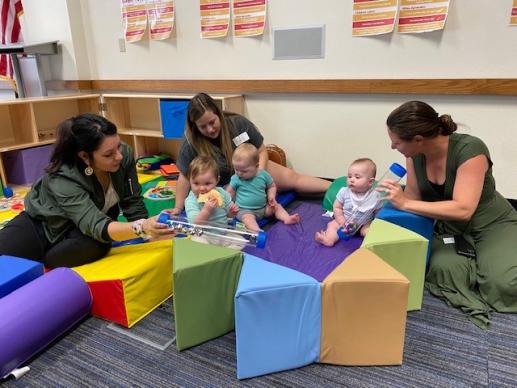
[[136, 153, 173, 172]]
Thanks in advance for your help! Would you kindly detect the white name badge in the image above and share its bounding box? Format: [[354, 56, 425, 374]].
[[232, 132, 250, 147], [443, 236, 455, 244]]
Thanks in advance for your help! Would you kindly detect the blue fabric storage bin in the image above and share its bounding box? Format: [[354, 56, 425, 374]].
[[0, 255, 44, 298], [159, 99, 190, 139]]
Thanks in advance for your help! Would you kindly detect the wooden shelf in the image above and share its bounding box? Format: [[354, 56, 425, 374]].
[[0, 139, 55, 153], [0, 92, 243, 187], [118, 128, 164, 138], [0, 94, 101, 187]]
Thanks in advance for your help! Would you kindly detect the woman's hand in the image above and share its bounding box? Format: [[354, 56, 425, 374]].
[[378, 180, 407, 210], [142, 215, 175, 238]]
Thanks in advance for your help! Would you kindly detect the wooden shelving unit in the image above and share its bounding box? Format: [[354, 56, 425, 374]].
[[101, 93, 243, 160], [0, 92, 244, 187]]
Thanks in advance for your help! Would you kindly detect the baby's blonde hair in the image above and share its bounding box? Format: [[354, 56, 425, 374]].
[[350, 158, 377, 178], [188, 155, 219, 180], [232, 143, 259, 165]]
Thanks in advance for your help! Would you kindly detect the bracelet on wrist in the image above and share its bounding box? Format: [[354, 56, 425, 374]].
[[132, 219, 149, 239]]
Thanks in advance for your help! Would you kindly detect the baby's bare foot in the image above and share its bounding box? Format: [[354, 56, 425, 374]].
[[284, 213, 300, 225], [315, 231, 334, 247]]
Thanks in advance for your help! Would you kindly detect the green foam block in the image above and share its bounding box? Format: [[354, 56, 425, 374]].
[[361, 219, 428, 311], [173, 238, 243, 350]]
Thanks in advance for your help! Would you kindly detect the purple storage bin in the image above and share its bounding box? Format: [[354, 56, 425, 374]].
[[3, 144, 53, 185]]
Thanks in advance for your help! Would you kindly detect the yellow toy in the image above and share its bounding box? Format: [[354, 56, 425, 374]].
[[197, 189, 223, 207]]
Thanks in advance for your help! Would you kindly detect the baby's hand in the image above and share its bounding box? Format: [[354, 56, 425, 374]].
[[228, 202, 240, 217], [335, 216, 346, 227], [168, 207, 182, 216], [267, 196, 277, 207], [204, 197, 218, 212]]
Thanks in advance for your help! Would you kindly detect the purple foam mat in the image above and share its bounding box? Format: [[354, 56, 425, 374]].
[[245, 201, 363, 282]]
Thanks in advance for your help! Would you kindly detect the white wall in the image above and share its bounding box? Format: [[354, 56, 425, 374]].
[[79, 0, 517, 79], [245, 93, 517, 198], [20, 0, 92, 80], [16, 0, 517, 197]]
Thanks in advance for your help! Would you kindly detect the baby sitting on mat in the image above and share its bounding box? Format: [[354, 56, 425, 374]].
[[226, 143, 300, 231], [315, 158, 382, 247]]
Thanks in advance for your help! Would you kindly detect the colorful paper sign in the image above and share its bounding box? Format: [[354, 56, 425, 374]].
[[397, 0, 450, 34], [352, 0, 398, 37], [148, 0, 175, 40], [200, 0, 230, 39], [511, 0, 517, 26], [122, 0, 148, 42], [233, 0, 267, 37]]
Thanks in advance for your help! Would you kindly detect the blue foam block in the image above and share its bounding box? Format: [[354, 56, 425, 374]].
[[235, 254, 321, 379], [0, 255, 44, 298], [376, 203, 434, 271]]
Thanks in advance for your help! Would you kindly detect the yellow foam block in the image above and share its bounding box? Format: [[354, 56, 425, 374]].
[[0, 210, 19, 223], [320, 248, 409, 366], [73, 239, 173, 327]]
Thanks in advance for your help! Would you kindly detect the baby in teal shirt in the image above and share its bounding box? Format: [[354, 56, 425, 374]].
[[227, 143, 300, 231], [184, 156, 239, 227]]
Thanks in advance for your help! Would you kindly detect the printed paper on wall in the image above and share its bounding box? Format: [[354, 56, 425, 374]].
[[510, 0, 517, 26], [397, 0, 450, 34], [122, 0, 147, 42], [352, 0, 398, 37], [200, 0, 230, 38], [233, 0, 267, 37], [148, 0, 174, 40]]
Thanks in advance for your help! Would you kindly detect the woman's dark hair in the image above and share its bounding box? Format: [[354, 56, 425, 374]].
[[185, 93, 234, 168], [46, 113, 117, 173], [386, 101, 457, 141]]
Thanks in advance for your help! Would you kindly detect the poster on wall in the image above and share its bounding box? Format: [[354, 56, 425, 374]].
[[352, 0, 398, 37], [510, 0, 517, 25], [200, 0, 230, 38], [148, 0, 175, 40], [122, 0, 148, 42], [233, 0, 267, 37], [397, 0, 450, 33]]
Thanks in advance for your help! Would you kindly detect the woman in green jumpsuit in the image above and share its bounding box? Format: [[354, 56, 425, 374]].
[[380, 101, 517, 328]]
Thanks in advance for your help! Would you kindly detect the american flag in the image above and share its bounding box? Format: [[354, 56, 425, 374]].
[[0, 0, 23, 90]]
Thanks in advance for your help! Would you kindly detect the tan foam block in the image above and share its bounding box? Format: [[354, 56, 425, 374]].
[[320, 248, 409, 366]]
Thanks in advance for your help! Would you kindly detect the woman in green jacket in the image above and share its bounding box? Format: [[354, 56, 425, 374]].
[[381, 101, 517, 328], [0, 114, 171, 268]]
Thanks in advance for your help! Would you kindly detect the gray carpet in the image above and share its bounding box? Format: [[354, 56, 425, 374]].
[[3, 290, 517, 387]]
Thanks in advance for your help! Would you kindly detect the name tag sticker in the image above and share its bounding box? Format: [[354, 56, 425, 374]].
[[232, 132, 250, 147], [443, 236, 455, 244]]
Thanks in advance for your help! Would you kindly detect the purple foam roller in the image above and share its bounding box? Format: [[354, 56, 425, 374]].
[[0, 268, 92, 377]]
